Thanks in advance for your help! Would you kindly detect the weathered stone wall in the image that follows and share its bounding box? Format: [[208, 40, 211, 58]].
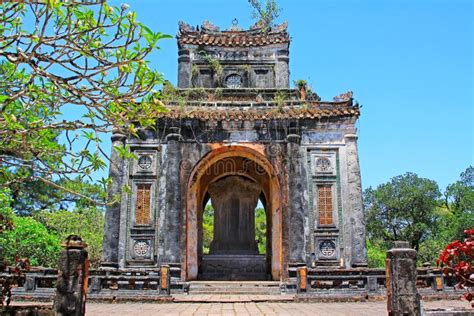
[[104, 113, 367, 276], [178, 44, 290, 89]]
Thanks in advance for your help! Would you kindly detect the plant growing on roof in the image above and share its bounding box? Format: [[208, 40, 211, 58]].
[[215, 87, 223, 99], [294, 80, 308, 90], [274, 91, 286, 113], [186, 88, 207, 101], [203, 54, 223, 86], [191, 64, 200, 87], [248, 0, 282, 30], [161, 82, 187, 107], [294, 79, 308, 100]]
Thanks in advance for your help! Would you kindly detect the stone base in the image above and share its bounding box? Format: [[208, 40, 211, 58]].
[[200, 255, 268, 281]]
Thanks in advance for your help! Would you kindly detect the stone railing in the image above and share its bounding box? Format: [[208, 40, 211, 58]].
[[295, 266, 462, 301], [8, 266, 173, 302]]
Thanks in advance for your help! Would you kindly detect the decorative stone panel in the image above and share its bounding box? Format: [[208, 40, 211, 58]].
[[132, 150, 158, 176], [310, 152, 336, 176], [315, 237, 339, 261], [130, 238, 153, 260]]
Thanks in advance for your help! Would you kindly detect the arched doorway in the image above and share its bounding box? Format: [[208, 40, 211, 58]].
[[184, 145, 282, 281]]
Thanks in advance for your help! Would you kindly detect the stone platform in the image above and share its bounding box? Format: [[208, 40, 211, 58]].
[[200, 255, 268, 281], [186, 281, 282, 296]]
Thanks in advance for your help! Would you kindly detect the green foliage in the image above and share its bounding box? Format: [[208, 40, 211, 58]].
[[366, 240, 386, 268], [202, 204, 214, 254], [255, 208, 267, 254], [274, 91, 287, 112], [248, 0, 282, 29], [161, 81, 187, 107], [366, 167, 473, 266], [0, 187, 104, 268], [445, 166, 474, 214], [0, 215, 61, 267], [8, 177, 107, 216], [364, 172, 441, 251], [294, 79, 308, 89], [0, 2, 169, 201], [203, 54, 223, 86], [0, 188, 14, 234], [35, 208, 104, 268]]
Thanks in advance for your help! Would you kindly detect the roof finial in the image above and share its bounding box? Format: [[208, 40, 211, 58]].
[[228, 18, 243, 31]]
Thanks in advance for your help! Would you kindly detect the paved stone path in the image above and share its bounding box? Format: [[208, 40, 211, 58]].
[[84, 300, 469, 316]]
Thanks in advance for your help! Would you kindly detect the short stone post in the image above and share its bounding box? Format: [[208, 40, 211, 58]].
[[296, 266, 308, 293], [159, 265, 171, 295], [54, 235, 89, 316], [386, 241, 421, 316]]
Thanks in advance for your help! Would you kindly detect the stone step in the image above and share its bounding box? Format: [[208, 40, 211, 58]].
[[187, 281, 283, 295]]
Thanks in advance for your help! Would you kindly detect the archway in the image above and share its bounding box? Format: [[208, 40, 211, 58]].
[[184, 145, 282, 281]]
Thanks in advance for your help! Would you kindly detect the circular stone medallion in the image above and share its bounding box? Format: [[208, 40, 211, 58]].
[[133, 240, 151, 257], [316, 157, 332, 173], [319, 240, 336, 258], [137, 155, 152, 170]]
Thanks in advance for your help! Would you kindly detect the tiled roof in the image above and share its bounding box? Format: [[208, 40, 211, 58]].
[[157, 106, 359, 121], [179, 32, 290, 47], [177, 21, 290, 48]]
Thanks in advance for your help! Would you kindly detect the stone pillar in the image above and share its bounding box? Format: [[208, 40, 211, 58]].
[[296, 266, 308, 293], [101, 130, 126, 268], [208, 176, 261, 254], [159, 265, 171, 295], [178, 49, 191, 88], [275, 49, 289, 88], [162, 129, 182, 263], [386, 241, 421, 316], [287, 133, 306, 262], [345, 134, 368, 267], [54, 235, 89, 316]]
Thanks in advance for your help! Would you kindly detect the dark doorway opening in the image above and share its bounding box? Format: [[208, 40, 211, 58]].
[[198, 176, 270, 280]]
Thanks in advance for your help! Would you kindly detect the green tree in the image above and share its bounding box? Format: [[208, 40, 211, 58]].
[[366, 240, 386, 268], [255, 207, 267, 254], [248, 0, 282, 29], [0, 215, 61, 267], [0, 1, 169, 201], [9, 177, 106, 215], [35, 207, 104, 267], [202, 204, 214, 254], [445, 166, 474, 216], [418, 166, 474, 264], [364, 172, 441, 251]]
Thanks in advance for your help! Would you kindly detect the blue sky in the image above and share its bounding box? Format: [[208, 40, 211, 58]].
[[108, 0, 473, 190]]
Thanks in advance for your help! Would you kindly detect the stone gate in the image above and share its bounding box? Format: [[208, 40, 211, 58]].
[[101, 19, 367, 281]]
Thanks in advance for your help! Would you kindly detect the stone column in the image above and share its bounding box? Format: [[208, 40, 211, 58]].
[[101, 130, 126, 268], [345, 134, 368, 267], [162, 128, 182, 263], [287, 133, 306, 263], [178, 49, 191, 88], [54, 235, 89, 316], [275, 49, 289, 88], [386, 241, 421, 316], [208, 176, 261, 254]]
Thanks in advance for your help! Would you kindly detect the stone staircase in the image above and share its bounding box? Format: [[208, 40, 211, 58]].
[[186, 281, 284, 295]]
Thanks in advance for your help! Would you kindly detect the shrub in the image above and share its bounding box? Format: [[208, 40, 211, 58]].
[[0, 216, 61, 267]]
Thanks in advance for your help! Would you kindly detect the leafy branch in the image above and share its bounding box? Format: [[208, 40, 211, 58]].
[[0, 1, 170, 203]]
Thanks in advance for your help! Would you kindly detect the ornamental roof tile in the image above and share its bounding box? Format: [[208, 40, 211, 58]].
[[156, 105, 359, 121], [177, 21, 290, 48]]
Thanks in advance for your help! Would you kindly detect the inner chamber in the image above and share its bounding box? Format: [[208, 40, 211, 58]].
[[197, 156, 272, 280]]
